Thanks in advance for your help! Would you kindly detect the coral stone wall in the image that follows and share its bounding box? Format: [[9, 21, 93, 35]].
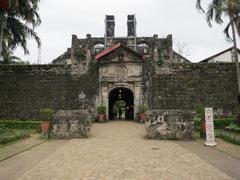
[[149, 63, 238, 114], [0, 64, 99, 120], [0, 62, 238, 120]]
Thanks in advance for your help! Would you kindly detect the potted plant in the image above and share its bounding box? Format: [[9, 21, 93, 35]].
[[97, 105, 106, 123], [138, 104, 148, 122], [196, 105, 206, 138], [40, 108, 54, 136]]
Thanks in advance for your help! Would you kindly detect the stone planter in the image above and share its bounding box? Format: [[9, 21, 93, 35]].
[[145, 110, 194, 140], [50, 110, 92, 138]]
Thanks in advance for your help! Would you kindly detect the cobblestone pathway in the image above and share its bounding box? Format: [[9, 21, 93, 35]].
[[17, 121, 232, 180]]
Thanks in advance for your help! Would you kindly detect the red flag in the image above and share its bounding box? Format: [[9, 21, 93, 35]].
[[0, 0, 9, 11]]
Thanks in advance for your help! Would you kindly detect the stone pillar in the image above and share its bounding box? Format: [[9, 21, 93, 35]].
[[167, 34, 173, 63], [134, 83, 142, 119], [127, 15, 137, 50], [105, 15, 115, 48]]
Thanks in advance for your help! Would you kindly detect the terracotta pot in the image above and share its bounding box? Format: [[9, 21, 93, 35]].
[[140, 113, 146, 122], [200, 120, 206, 138], [41, 121, 50, 133], [98, 113, 105, 122]]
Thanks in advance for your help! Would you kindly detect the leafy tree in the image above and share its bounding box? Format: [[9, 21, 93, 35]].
[[196, 0, 240, 93], [0, 49, 20, 64], [0, 49, 29, 64], [0, 0, 41, 61], [196, 0, 240, 38]]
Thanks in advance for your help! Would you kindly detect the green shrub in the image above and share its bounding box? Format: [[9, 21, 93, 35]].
[[215, 130, 240, 145], [0, 124, 7, 134], [195, 105, 205, 119], [138, 104, 147, 113], [97, 105, 106, 113], [0, 120, 41, 129], [194, 117, 201, 131], [214, 118, 237, 129], [0, 131, 30, 144], [194, 117, 237, 130], [225, 124, 240, 133], [40, 108, 54, 121]]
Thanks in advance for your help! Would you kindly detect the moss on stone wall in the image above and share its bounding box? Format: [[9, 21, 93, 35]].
[[0, 64, 99, 120], [149, 63, 238, 114]]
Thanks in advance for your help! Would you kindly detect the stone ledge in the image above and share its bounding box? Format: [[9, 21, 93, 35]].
[[50, 110, 92, 139], [145, 110, 194, 140]]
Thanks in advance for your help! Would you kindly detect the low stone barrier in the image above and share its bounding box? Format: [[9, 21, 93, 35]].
[[50, 110, 92, 138], [145, 110, 194, 140]]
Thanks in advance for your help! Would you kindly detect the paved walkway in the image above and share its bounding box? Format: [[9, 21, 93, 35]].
[[10, 121, 234, 180], [0, 134, 46, 161], [0, 139, 69, 180]]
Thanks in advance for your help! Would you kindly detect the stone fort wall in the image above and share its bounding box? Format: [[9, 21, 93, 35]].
[[148, 63, 238, 113], [0, 63, 238, 120], [0, 64, 99, 120]]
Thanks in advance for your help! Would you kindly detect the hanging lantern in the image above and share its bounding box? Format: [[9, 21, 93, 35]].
[[0, 0, 9, 11]]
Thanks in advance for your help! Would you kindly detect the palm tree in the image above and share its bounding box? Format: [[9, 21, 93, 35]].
[[196, 0, 240, 94], [0, 0, 41, 61], [0, 49, 21, 64]]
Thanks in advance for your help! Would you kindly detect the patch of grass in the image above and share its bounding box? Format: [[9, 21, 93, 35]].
[[215, 129, 240, 145], [0, 130, 30, 145], [0, 124, 38, 145], [225, 124, 240, 133]]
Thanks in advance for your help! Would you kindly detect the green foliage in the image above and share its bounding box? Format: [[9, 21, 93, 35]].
[[225, 123, 240, 133], [40, 108, 54, 121], [97, 105, 106, 114], [0, 130, 30, 144], [138, 104, 148, 113], [0, 124, 7, 134], [0, 120, 41, 129], [196, 0, 240, 39], [156, 59, 163, 66], [195, 105, 205, 119], [0, 119, 40, 144], [214, 118, 237, 129], [113, 100, 126, 112], [194, 117, 237, 130], [215, 130, 240, 145], [1, 0, 41, 59]]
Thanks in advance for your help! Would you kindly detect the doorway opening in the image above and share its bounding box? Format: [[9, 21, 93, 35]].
[[108, 87, 134, 120]]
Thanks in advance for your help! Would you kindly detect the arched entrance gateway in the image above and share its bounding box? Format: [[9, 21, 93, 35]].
[[96, 42, 143, 121], [108, 87, 134, 120]]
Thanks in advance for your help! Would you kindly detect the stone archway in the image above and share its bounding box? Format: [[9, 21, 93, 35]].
[[108, 87, 134, 120]]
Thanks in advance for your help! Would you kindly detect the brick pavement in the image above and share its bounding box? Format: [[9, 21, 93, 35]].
[[16, 121, 232, 180]]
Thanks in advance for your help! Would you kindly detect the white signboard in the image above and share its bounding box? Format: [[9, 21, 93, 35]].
[[205, 108, 217, 146]]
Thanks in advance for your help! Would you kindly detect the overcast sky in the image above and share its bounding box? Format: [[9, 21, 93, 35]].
[[14, 0, 240, 64]]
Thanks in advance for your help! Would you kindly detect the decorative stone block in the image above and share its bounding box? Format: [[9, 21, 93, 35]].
[[50, 110, 92, 138], [145, 110, 194, 140]]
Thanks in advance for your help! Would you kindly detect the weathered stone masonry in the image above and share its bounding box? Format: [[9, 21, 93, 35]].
[[0, 64, 99, 120], [148, 63, 238, 113], [0, 63, 238, 120]]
